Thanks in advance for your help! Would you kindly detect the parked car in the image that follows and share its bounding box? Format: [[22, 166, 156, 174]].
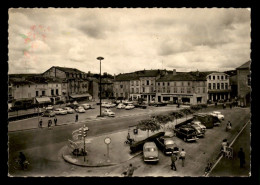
[[123, 100, 133, 105], [191, 120, 206, 132], [102, 109, 115, 117], [143, 142, 159, 162], [63, 107, 75, 114], [53, 108, 67, 115], [211, 111, 224, 120], [125, 104, 135, 110], [101, 102, 112, 108], [82, 104, 91, 110], [76, 106, 86, 113], [42, 110, 55, 117], [189, 124, 205, 137], [153, 102, 167, 107], [45, 105, 54, 110], [117, 103, 126, 109], [133, 103, 147, 109], [108, 102, 116, 108], [174, 126, 198, 142], [155, 136, 179, 155]]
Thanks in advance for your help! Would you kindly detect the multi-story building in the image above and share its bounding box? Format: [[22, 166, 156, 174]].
[[42, 66, 92, 102], [206, 72, 231, 102], [156, 71, 208, 105], [113, 73, 133, 99], [130, 79, 141, 101], [236, 60, 251, 106]]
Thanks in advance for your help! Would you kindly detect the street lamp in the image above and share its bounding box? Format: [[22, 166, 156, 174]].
[[97, 57, 104, 117]]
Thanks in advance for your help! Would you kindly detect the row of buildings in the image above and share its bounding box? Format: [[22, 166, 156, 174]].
[[8, 61, 251, 108]]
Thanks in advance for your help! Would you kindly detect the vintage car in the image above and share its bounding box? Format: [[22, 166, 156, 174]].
[[125, 104, 135, 110], [42, 110, 55, 117], [174, 126, 198, 142], [117, 103, 126, 109], [143, 142, 159, 162], [76, 106, 86, 113], [211, 111, 225, 120], [63, 107, 75, 114], [191, 120, 206, 132], [45, 105, 54, 110], [155, 136, 179, 155], [53, 108, 67, 115], [81, 104, 91, 110], [102, 109, 115, 117]]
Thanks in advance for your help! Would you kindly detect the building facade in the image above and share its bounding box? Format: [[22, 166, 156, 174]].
[[236, 61, 251, 106], [156, 71, 207, 105], [206, 72, 231, 102], [130, 79, 141, 101]]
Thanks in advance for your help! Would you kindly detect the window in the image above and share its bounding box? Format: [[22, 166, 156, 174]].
[[42, 91, 45, 96], [217, 83, 220, 89], [131, 81, 134, 86], [158, 82, 160, 86], [167, 88, 170, 93], [203, 88, 205, 93], [181, 82, 184, 86], [225, 83, 228, 89], [51, 89, 54, 95], [120, 85, 123, 88], [136, 81, 139, 86], [213, 76, 215, 80], [174, 82, 176, 86], [56, 89, 59, 95], [225, 75, 228, 80], [163, 82, 165, 86], [209, 76, 211, 80], [120, 93, 123, 97], [162, 87, 166, 93], [181, 87, 184, 93], [147, 80, 149, 85], [221, 83, 224, 89], [217, 76, 220, 80], [136, 88, 139, 93], [56, 84, 58, 87], [197, 88, 200, 93], [151, 87, 154, 92], [174, 87, 177, 93], [143, 87, 145, 93], [131, 88, 134, 93], [36, 91, 38, 96], [167, 82, 170, 86], [208, 83, 211, 89], [221, 76, 224, 80], [17, 85, 19, 88], [187, 87, 191, 93], [213, 83, 216, 89], [188, 82, 190, 86]]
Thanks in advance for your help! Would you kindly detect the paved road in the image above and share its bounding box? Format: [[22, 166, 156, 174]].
[[8, 106, 250, 177]]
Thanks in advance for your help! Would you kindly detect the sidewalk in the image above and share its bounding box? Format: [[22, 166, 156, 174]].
[[61, 116, 193, 167]]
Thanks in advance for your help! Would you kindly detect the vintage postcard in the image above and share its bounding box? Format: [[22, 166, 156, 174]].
[[8, 8, 251, 177]]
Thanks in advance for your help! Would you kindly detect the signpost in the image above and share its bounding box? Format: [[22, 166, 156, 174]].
[[104, 137, 111, 162], [77, 125, 89, 162]]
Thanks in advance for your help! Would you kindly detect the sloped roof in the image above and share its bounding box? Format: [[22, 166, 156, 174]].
[[236, 61, 251, 70], [52, 66, 87, 74], [156, 71, 208, 82], [115, 72, 139, 81]]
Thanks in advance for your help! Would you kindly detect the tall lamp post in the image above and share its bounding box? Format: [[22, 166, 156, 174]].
[[97, 57, 104, 117]]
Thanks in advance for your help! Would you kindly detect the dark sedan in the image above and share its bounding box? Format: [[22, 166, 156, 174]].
[[155, 136, 179, 155]]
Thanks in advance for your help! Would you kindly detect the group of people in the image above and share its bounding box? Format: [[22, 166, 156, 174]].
[[38, 113, 79, 129], [171, 148, 186, 171]]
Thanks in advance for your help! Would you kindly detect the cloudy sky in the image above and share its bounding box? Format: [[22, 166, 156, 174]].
[[8, 8, 251, 75]]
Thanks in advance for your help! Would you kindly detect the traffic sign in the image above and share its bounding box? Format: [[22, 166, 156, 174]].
[[104, 137, 111, 144]]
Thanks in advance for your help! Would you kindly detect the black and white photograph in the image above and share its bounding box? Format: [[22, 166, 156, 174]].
[[7, 8, 251, 177]]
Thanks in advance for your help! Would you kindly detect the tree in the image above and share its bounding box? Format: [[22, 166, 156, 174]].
[[153, 115, 173, 131], [169, 111, 183, 125], [137, 119, 161, 137], [180, 108, 193, 120]]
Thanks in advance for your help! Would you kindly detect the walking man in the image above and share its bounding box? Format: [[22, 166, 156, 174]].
[[48, 116, 52, 129], [54, 116, 57, 126], [170, 153, 177, 171], [39, 118, 43, 128], [126, 163, 135, 177], [75, 113, 78, 122], [238, 148, 245, 168], [179, 148, 186, 167]]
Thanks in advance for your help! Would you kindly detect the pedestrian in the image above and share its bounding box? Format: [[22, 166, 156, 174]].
[[48, 117, 52, 129], [238, 148, 245, 168], [170, 153, 177, 171], [126, 163, 135, 177], [226, 121, 232, 132], [75, 113, 78, 122], [215, 102, 217, 107], [204, 162, 212, 175], [54, 116, 57, 126], [179, 148, 186, 167], [221, 139, 228, 154], [229, 103, 232, 109], [39, 118, 43, 128]]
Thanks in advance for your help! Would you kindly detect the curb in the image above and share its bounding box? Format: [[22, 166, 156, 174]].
[[61, 145, 142, 167]]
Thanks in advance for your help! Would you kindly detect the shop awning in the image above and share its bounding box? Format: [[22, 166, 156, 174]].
[[36, 97, 51, 104], [70, 93, 92, 99]]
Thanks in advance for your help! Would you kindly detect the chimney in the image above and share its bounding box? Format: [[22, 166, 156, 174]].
[[173, 69, 176, 75], [196, 70, 199, 76]]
